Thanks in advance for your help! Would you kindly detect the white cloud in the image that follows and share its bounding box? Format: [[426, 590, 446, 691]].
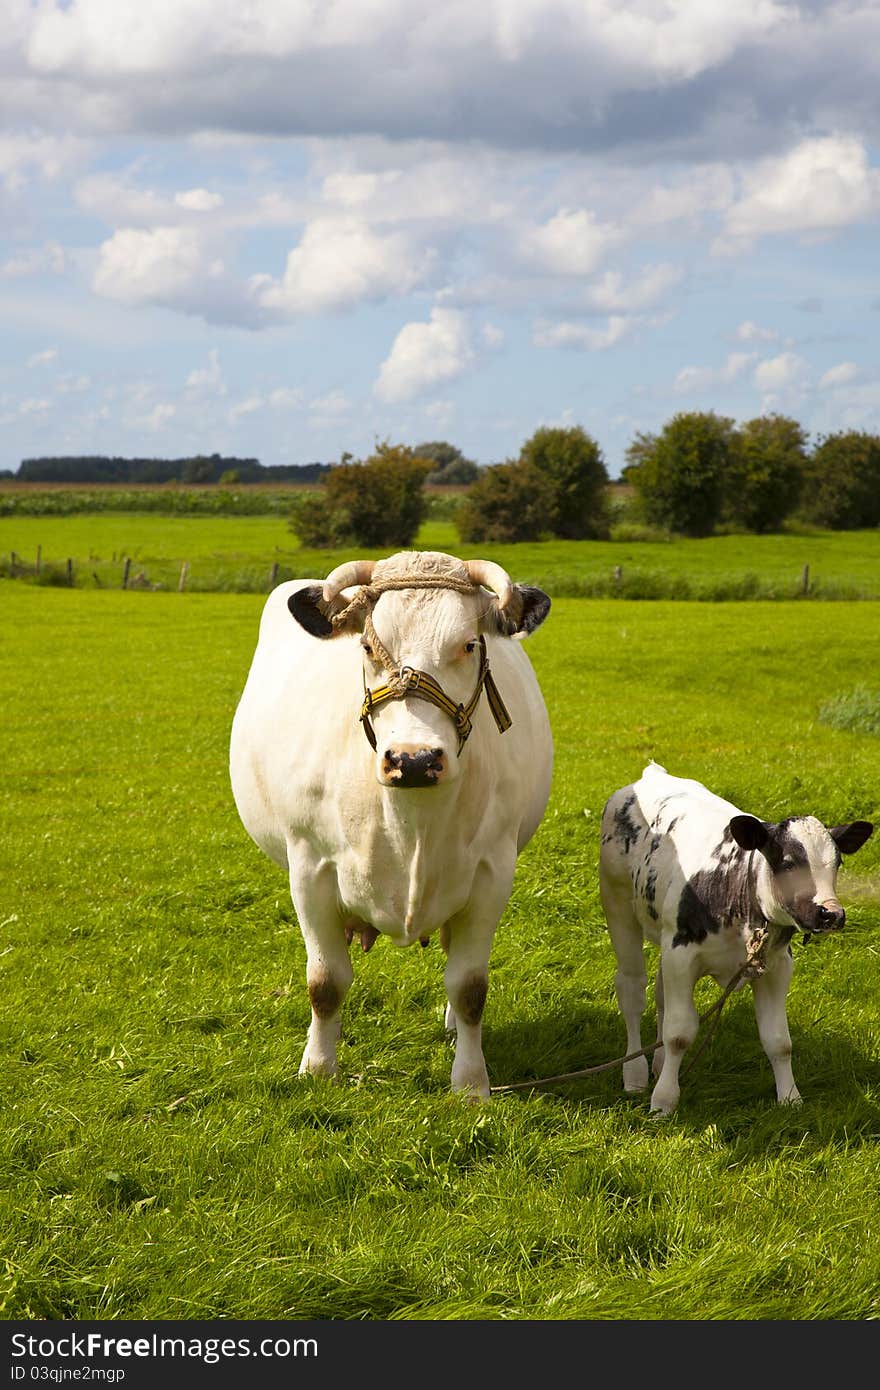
[[674, 351, 756, 394], [586, 264, 681, 314], [228, 395, 262, 422], [175, 188, 223, 212], [721, 136, 880, 247], [0, 133, 88, 189], [533, 315, 632, 351], [93, 225, 214, 306], [268, 386, 304, 409], [375, 307, 474, 403], [1, 242, 67, 279], [141, 402, 175, 430], [186, 348, 225, 393], [26, 346, 58, 367], [753, 351, 807, 391], [521, 208, 615, 277], [18, 397, 51, 414], [736, 320, 779, 343], [819, 362, 860, 389], [252, 217, 432, 315]]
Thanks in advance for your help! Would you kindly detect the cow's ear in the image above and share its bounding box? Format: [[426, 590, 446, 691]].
[[830, 821, 874, 855], [729, 815, 769, 852], [492, 584, 551, 639], [288, 585, 336, 638]]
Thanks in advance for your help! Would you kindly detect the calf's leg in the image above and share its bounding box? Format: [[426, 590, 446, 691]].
[[601, 866, 650, 1092], [650, 947, 700, 1115], [751, 951, 801, 1105]]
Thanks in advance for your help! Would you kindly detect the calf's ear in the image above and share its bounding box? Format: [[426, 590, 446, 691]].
[[729, 815, 769, 851], [830, 820, 874, 855]]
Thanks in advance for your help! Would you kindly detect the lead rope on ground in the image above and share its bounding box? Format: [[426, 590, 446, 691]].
[[489, 926, 770, 1095]]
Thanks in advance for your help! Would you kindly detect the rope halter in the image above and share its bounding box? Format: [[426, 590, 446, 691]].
[[326, 572, 513, 753]]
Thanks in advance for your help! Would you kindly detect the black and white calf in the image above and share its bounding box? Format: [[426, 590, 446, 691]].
[[599, 761, 873, 1115]]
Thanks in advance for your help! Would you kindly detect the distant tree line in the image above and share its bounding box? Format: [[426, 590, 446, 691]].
[[8, 455, 332, 485], [623, 413, 880, 535]]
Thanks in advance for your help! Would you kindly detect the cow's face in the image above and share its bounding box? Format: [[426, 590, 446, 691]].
[[729, 814, 874, 933], [288, 556, 550, 789]]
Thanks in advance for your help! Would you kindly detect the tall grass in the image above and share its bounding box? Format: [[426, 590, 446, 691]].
[[1, 585, 879, 1320]]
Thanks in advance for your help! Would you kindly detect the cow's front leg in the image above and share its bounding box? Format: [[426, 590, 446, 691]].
[[650, 947, 700, 1115], [289, 855, 353, 1080], [752, 950, 801, 1105], [442, 866, 512, 1100]]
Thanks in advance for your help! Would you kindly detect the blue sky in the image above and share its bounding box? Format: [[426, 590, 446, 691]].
[[1, 1, 878, 478]]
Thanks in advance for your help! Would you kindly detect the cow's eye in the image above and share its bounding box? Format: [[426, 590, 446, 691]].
[[361, 640, 373, 657], [464, 639, 477, 654]]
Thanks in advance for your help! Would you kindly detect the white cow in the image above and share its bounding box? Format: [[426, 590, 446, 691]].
[[600, 761, 873, 1114], [229, 549, 553, 1098]]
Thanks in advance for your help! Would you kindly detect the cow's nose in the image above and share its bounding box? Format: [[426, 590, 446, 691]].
[[817, 902, 845, 930], [383, 747, 446, 788]]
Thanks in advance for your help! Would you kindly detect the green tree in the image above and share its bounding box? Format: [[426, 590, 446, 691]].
[[455, 460, 555, 543], [289, 443, 432, 549], [798, 431, 880, 530], [413, 440, 479, 486], [724, 414, 807, 533], [518, 425, 610, 538], [181, 456, 215, 484], [626, 411, 734, 536]]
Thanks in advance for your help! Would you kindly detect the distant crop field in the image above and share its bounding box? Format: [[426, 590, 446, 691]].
[[1, 511, 879, 598], [1, 583, 879, 1320]]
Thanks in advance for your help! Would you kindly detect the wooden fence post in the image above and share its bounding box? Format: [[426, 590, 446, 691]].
[[801, 563, 810, 595], [66, 558, 73, 587], [270, 561, 279, 588], [122, 557, 131, 590], [179, 561, 189, 592], [613, 564, 622, 585], [10, 551, 17, 576], [36, 545, 42, 573]]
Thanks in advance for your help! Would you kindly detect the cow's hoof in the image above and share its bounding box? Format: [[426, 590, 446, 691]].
[[298, 1052, 338, 1080], [451, 1064, 490, 1101], [778, 1091, 803, 1107]]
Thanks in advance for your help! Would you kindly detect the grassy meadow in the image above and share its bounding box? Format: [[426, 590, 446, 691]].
[[1, 579, 879, 1321], [1, 510, 879, 599]]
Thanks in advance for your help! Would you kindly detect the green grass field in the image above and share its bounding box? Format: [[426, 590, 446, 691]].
[[2, 512, 879, 598], [2, 579, 879, 1321]]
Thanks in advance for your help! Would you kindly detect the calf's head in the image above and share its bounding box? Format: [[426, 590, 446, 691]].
[[288, 551, 550, 788], [728, 813, 874, 933]]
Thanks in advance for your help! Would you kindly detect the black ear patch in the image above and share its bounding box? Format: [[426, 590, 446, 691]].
[[830, 820, 874, 855], [728, 815, 769, 852], [288, 585, 334, 638], [491, 584, 551, 637], [516, 585, 551, 636]]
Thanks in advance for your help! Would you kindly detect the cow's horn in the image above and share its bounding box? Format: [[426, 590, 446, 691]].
[[322, 560, 376, 603], [466, 559, 514, 611]]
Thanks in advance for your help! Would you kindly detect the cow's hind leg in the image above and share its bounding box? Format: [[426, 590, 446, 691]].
[[289, 856, 353, 1080], [601, 867, 649, 1092], [752, 951, 801, 1105]]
